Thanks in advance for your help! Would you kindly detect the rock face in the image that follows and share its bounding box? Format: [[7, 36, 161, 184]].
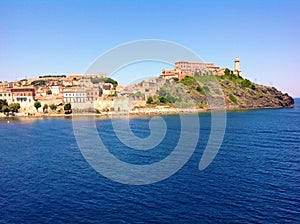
[[153, 74, 294, 110], [219, 80, 294, 109]]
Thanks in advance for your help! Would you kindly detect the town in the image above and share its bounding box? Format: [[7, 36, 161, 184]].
[[0, 58, 243, 116]]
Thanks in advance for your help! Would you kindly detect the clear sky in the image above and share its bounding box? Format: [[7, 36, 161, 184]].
[[0, 0, 299, 96]]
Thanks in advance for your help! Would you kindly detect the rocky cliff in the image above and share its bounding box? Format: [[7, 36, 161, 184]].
[[149, 74, 294, 110]]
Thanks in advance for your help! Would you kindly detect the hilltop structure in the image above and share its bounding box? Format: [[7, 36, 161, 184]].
[[161, 58, 242, 80], [233, 57, 243, 77]]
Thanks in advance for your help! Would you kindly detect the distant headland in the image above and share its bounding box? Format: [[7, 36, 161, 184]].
[[0, 58, 294, 118]]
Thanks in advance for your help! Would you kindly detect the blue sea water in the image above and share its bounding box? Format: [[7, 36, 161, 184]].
[[0, 99, 299, 223]]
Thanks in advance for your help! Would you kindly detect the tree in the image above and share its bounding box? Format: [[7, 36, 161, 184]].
[[146, 96, 153, 104], [34, 101, 41, 111], [2, 105, 9, 115], [0, 99, 8, 112], [159, 96, 168, 103], [224, 68, 231, 76], [43, 104, 49, 113], [9, 103, 20, 113], [105, 77, 118, 86], [64, 103, 72, 114], [46, 90, 52, 95], [49, 104, 57, 111]]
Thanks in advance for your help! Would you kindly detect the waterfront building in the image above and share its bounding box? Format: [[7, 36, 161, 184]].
[[63, 88, 87, 103], [11, 87, 36, 103], [0, 88, 13, 104]]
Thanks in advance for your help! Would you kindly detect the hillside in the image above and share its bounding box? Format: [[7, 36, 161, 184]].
[[147, 73, 294, 110]]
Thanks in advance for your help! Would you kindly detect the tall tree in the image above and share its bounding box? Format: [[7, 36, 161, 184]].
[[9, 103, 21, 113], [64, 103, 72, 114], [34, 101, 41, 111], [43, 104, 49, 113], [0, 99, 8, 112]]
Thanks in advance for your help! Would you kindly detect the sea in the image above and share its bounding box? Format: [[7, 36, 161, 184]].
[[0, 99, 299, 223]]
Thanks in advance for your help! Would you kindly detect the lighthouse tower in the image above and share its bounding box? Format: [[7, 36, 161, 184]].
[[234, 57, 242, 77]]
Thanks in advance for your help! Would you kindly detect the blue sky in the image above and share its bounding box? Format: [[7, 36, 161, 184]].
[[0, 0, 299, 96]]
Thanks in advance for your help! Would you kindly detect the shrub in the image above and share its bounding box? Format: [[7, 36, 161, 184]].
[[229, 94, 238, 104], [146, 96, 153, 104], [49, 104, 57, 111], [64, 103, 71, 111], [203, 85, 210, 93], [180, 76, 197, 86], [159, 96, 168, 103], [241, 79, 252, 88], [43, 104, 49, 113], [196, 86, 205, 94]]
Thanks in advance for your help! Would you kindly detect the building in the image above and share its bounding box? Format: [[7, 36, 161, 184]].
[[233, 57, 243, 77], [63, 88, 86, 103], [86, 87, 101, 102], [10, 87, 36, 104], [175, 61, 215, 75], [62, 78, 73, 87], [161, 59, 235, 80], [0, 88, 13, 104], [101, 83, 114, 95], [69, 74, 83, 81], [82, 73, 107, 79], [162, 68, 181, 80]]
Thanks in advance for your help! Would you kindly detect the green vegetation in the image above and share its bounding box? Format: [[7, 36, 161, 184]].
[[0, 99, 8, 112], [49, 104, 57, 111], [9, 103, 20, 113], [1, 101, 20, 114], [2, 105, 9, 114], [229, 94, 238, 104], [39, 75, 66, 78], [64, 103, 72, 114], [221, 68, 243, 83], [240, 79, 252, 88], [159, 96, 168, 103], [196, 86, 204, 94], [46, 90, 52, 95], [180, 76, 198, 87], [31, 80, 47, 87], [34, 101, 41, 111], [150, 72, 268, 109], [43, 104, 49, 113], [108, 92, 118, 97], [203, 85, 210, 94], [146, 96, 153, 104], [91, 77, 118, 87]]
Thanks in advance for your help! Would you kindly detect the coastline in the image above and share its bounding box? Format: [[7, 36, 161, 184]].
[[0, 104, 295, 120]]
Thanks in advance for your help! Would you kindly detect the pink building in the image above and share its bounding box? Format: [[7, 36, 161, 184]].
[[175, 61, 215, 74]]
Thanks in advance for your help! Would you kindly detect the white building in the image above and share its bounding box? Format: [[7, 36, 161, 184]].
[[63, 88, 87, 103], [0, 89, 13, 104], [233, 57, 243, 77]]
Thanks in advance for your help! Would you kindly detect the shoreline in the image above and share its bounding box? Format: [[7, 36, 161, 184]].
[[0, 105, 294, 120]]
